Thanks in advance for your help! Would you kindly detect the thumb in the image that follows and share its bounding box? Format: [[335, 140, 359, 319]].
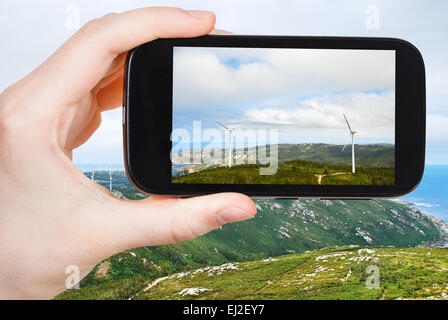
[[97, 193, 257, 253]]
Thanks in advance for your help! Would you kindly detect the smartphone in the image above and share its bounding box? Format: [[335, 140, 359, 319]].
[[123, 35, 425, 199]]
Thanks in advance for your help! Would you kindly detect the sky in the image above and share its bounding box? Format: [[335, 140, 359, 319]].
[[173, 47, 395, 146], [0, 0, 447, 165]]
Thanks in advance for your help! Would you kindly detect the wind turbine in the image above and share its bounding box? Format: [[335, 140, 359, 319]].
[[109, 170, 113, 191], [342, 113, 358, 174], [91, 171, 95, 182], [215, 120, 235, 167]]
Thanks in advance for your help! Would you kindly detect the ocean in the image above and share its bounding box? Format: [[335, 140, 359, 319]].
[[402, 165, 448, 223], [76, 163, 448, 223], [169, 164, 448, 222]]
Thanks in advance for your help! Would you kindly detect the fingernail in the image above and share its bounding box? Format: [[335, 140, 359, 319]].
[[216, 207, 253, 225], [187, 10, 215, 20]]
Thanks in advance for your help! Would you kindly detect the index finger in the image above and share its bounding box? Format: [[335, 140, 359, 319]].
[[30, 7, 216, 104]]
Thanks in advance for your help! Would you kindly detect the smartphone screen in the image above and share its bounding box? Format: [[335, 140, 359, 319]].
[[125, 35, 424, 197], [170, 47, 395, 186]]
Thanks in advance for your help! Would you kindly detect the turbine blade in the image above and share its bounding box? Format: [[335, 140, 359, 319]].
[[214, 119, 229, 130], [341, 135, 351, 151], [343, 113, 353, 133]]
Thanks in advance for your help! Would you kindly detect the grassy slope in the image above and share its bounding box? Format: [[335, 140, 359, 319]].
[[273, 143, 395, 167], [58, 247, 448, 300], [55, 192, 447, 300], [173, 160, 394, 185]]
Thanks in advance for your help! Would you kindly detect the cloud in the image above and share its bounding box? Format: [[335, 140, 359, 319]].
[[173, 48, 281, 109], [173, 47, 395, 144], [427, 114, 448, 146], [1, 0, 446, 163], [426, 114, 448, 164], [173, 47, 395, 109], [72, 109, 123, 164], [244, 92, 394, 127], [240, 91, 395, 143]]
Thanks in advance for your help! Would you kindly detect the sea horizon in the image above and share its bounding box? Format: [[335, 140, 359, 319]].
[[401, 164, 448, 223], [75, 163, 448, 223]]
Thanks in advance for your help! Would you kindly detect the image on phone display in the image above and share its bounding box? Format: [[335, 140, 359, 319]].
[[171, 47, 395, 186]]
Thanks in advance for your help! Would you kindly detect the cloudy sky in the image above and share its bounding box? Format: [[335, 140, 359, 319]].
[[173, 47, 395, 145], [0, 0, 447, 165]]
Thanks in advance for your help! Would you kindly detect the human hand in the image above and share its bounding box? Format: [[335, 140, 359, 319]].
[[0, 7, 256, 299]]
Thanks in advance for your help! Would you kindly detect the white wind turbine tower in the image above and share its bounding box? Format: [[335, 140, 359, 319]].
[[342, 113, 358, 174], [109, 170, 113, 191], [91, 170, 95, 182], [215, 120, 235, 167]]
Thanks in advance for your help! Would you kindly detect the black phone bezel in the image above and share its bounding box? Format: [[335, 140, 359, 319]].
[[123, 35, 425, 198]]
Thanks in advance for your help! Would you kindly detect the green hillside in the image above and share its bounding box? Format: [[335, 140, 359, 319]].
[[56, 185, 447, 300], [173, 159, 394, 185], [266, 143, 394, 167], [131, 247, 448, 300], [57, 247, 448, 300], [175, 143, 395, 168]]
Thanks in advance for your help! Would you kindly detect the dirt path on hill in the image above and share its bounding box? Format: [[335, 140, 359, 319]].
[[314, 172, 349, 185]]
